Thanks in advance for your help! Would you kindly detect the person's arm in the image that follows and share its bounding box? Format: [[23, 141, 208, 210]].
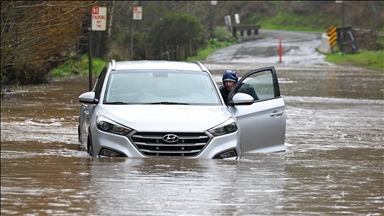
[[219, 86, 229, 104], [248, 85, 259, 101], [238, 83, 259, 101]]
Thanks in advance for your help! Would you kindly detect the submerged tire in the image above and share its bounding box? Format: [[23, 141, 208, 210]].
[[87, 135, 94, 158]]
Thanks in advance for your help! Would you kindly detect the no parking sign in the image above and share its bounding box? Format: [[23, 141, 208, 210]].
[[92, 6, 107, 31], [133, 6, 142, 20]]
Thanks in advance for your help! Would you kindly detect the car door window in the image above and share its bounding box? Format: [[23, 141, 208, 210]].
[[230, 67, 281, 102], [94, 68, 107, 102]]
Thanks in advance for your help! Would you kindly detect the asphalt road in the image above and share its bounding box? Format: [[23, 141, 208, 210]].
[[206, 29, 331, 66]]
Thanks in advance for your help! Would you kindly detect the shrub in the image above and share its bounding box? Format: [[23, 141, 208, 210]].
[[147, 12, 205, 58]]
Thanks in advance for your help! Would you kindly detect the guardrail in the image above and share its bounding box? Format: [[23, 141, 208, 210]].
[[232, 24, 261, 38]]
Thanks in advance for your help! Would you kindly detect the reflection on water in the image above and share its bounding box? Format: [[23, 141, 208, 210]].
[[212, 65, 383, 100], [284, 148, 383, 215], [1, 68, 383, 215], [277, 68, 383, 100], [85, 156, 285, 215]]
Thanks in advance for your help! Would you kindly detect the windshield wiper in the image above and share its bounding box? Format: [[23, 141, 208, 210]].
[[149, 102, 190, 105], [104, 102, 130, 104]]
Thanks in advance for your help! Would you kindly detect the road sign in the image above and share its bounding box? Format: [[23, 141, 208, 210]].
[[92, 6, 107, 31], [133, 6, 142, 20], [327, 25, 337, 46], [234, 13, 240, 24]]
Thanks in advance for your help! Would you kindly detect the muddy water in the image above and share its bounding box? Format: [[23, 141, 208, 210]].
[[1, 67, 383, 215]]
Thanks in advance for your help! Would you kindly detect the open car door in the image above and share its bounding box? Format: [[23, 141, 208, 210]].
[[227, 66, 286, 153]]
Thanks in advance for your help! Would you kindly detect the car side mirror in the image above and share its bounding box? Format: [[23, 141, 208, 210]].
[[78, 92, 97, 104], [228, 93, 254, 106]]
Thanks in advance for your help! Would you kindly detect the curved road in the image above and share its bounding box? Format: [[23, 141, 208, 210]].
[[206, 29, 331, 66]]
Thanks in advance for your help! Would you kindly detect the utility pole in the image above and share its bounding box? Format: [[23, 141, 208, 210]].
[[336, 0, 344, 55], [210, 1, 217, 39], [341, 0, 344, 55], [131, 3, 142, 60], [88, 28, 93, 91], [130, 18, 134, 60]]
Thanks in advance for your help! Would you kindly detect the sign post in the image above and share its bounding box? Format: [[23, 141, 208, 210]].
[[336, 0, 344, 55], [88, 27, 92, 91], [131, 6, 142, 60], [89, 6, 107, 91], [279, 37, 282, 63], [210, 1, 217, 38]]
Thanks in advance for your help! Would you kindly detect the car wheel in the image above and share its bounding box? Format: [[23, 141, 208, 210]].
[[87, 134, 94, 158]]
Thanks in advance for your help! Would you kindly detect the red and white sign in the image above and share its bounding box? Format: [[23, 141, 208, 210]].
[[92, 6, 107, 31], [133, 6, 142, 20]]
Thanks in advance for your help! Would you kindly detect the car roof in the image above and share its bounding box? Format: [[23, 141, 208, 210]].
[[113, 60, 206, 72]]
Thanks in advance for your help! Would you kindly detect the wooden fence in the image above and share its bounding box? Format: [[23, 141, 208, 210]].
[[157, 45, 198, 61]]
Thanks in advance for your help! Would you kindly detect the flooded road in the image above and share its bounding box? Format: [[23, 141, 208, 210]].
[[1, 66, 383, 215], [207, 29, 330, 65], [1, 30, 383, 215]]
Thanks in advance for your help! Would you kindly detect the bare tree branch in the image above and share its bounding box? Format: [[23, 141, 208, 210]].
[[1, 1, 95, 84]]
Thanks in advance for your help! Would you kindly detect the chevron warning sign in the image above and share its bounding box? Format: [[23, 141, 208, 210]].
[[327, 25, 337, 46]]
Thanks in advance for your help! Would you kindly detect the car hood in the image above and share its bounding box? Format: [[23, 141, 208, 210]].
[[97, 105, 232, 132]]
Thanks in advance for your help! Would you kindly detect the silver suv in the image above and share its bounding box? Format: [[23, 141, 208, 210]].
[[78, 60, 285, 159]]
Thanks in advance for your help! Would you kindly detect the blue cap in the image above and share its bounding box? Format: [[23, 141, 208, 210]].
[[222, 70, 238, 83]]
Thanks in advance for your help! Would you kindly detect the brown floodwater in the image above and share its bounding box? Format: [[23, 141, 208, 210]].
[[1, 65, 383, 215]]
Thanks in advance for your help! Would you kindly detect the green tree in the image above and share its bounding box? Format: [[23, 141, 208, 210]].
[[147, 12, 205, 58]]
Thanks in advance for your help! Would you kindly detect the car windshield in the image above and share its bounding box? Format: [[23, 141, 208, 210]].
[[103, 70, 221, 105]]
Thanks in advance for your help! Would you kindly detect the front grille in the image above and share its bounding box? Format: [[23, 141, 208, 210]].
[[130, 132, 211, 157]]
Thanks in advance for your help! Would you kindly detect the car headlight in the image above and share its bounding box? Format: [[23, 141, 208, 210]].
[[208, 117, 238, 136], [96, 116, 132, 136]]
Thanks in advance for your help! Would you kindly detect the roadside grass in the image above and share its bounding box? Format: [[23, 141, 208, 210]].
[[325, 50, 384, 70], [260, 24, 322, 32], [49, 54, 106, 77]]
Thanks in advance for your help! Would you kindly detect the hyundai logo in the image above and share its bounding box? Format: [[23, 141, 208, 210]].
[[163, 134, 179, 143]]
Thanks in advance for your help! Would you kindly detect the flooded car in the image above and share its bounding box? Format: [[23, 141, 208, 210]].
[[78, 60, 286, 159]]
